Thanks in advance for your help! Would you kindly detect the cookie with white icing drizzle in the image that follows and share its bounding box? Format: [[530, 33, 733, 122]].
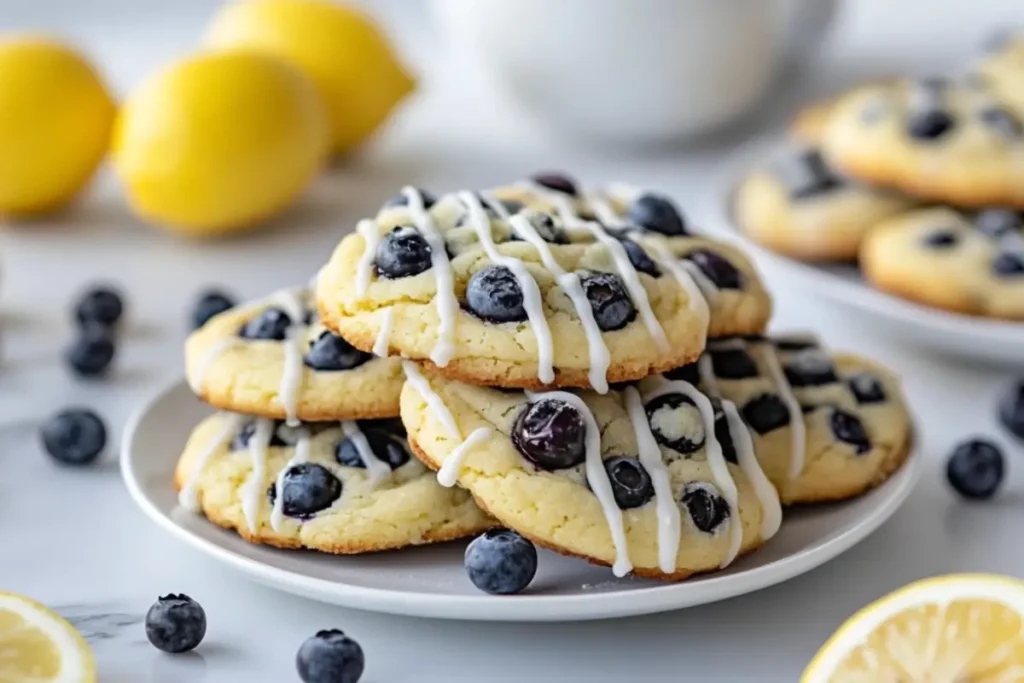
[[173, 412, 495, 553], [315, 184, 713, 393], [399, 362, 780, 581], [185, 287, 404, 422]]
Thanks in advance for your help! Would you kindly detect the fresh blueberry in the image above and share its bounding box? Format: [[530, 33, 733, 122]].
[[65, 328, 116, 377], [619, 238, 660, 277], [603, 456, 654, 509], [710, 348, 758, 380], [296, 629, 365, 683], [74, 286, 124, 329], [336, 428, 409, 470], [512, 399, 587, 470], [921, 229, 960, 248], [627, 193, 688, 236], [998, 380, 1024, 440], [239, 308, 292, 341], [231, 420, 288, 450], [992, 252, 1024, 277], [830, 409, 871, 454], [741, 394, 791, 435], [645, 393, 704, 455], [383, 187, 436, 210], [464, 529, 538, 595], [686, 250, 743, 289], [375, 226, 433, 279], [270, 463, 342, 518], [907, 109, 955, 140], [783, 350, 838, 387], [465, 265, 528, 323], [145, 594, 206, 654], [663, 362, 699, 385], [581, 272, 636, 331], [847, 373, 887, 405], [946, 439, 1005, 500], [192, 289, 236, 329], [976, 208, 1021, 240], [40, 408, 106, 465], [980, 107, 1023, 138], [530, 171, 578, 196], [680, 483, 729, 534], [775, 147, 843, 199], [304, 332, 372, 371]]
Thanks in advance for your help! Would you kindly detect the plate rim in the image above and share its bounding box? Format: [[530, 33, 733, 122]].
[[121, 378, 922, 622]]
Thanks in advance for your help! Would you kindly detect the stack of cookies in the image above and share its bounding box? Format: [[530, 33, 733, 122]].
[[734, 31, 1024, 321]]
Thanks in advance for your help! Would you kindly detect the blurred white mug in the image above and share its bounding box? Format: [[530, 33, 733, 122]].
[[429, 0, 837, 144]]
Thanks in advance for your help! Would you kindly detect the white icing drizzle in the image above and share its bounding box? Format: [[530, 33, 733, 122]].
[[402, 360, 461, 439], [458, 191, 556, 384], [269, 428, 311, 532], [355, 219, 381, 297], [402, 186, 458, 366], [760, 343, 807, 480], [697, 353, 721, 398], [720, 399, 782, 540], [341, 420, 392, 487], [643, 379, 742, 568], [273, 288, 308, 427], [188, 338, 245, 392], [640, 236, 710, 347], [623, 386, 681, 574], [437, 426, 492, 487], [240, 418, 275, 533], [527, 389, 633, 577], [373, 307, 394, 357], [178, 412, 246, 511]]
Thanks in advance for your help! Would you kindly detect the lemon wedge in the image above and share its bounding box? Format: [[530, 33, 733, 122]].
[[803, 574, 1024, 682], [0, 592, 95, 683]]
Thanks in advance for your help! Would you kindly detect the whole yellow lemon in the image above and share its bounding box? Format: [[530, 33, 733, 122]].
[[204, 0, 415, 156], [0, 36, 114, 217], [112, 50, 329, 237]]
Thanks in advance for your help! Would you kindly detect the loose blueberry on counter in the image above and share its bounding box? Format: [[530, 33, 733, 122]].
[[375, 226, 433, 279], [992, 252, 1024, 277], [304, 332, 372, 371], [946, 439, 1005, 500], [686, 250, 743, 289], [297, 629, 365, 683], [191, 289, 236, 329], [710, 348, 758, 380], [145, 594, 206, 654], [66, 328, 116, 377], [776, 147, 843, 199], [74, 285, 124, 329], [627, 193, 688, 236], [530, 171, 578, 196], [464, 529, 538, 595], [645, 393, 705, 454], [40, 408, 107, 465], [907, 108, 955, 141], [663, 362, 700, 385], [512, 399, 587, 470], [847, 373, 887, 405], [239, 308, 292, 341], [270, 463, 342, 518], [921, 229, 960, 249], [681, 483, 729, 533], [383, 187, 436, 210], [465, 265, 528, 323], [830, 409, 871, 455], [783, 350, 838, 387], [741, 394, 791, 435], [619, 238, 660, 277], [980, 107, 1023, 138], [581, 272, 637, 331], [603, 456, 655, 509], [231, 420, 288, 450], [336, 429, 409, 470], [976, 208, 1021, 240], [998, 380, 1024, 440]]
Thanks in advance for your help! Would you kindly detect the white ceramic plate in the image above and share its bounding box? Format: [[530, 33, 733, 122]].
[[122, 379, 920, 622], [713, 145, 1024, 369]]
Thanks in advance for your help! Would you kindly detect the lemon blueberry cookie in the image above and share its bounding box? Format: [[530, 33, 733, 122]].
[[316, 186, 716, 394], [670, 334, 913, 504], [860, 206, 1024, 320], [186, 287, 403, 422], [399, 361, 783, 580], [821, 78, 1024, 207], [174, 413, 494, 553], [973, 29, 1024, 111]]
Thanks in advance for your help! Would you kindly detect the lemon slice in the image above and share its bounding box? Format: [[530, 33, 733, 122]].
[[0, 592, 95, 683], [803, 574, 1024, 682]]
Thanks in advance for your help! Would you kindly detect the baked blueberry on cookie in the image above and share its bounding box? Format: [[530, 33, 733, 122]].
[[316, 181, 771, 393], [399, 361, 783, 580], [733, 145, 914, 261], [821, 78, 1024, 207], [174, 413, 494, 552], [860, 207, 1024, 320], [185, 287, 404, 423]]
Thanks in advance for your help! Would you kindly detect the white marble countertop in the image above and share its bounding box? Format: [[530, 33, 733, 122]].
[[2, 1, 1024, 680]]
